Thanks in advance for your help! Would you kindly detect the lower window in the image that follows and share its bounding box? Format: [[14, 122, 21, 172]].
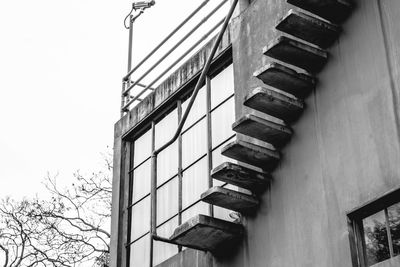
[[348, 187, 400, 266]]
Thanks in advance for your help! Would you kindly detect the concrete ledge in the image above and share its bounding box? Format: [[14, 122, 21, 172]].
[[287, 0, 353, 24], [244, 86, 304, 123], [276, 10, 341, 48], [263, 36, 328, 73], [155, 249, 212, 267], [201, 186, 259, 212], [233, 114, 293, 148], [170, 214, 244, 252], [211, 162, 271, 193], [221, 140, 280, 171], [254, 62, 315, 98]]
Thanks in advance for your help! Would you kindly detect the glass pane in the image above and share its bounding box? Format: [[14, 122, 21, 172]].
[[212, 138, 237, 187], [132, 159, 151, 203], [211, 139, 236, 168], [153, 217, 179, 266], [133, 129, 152, 167], [182, 118, 207, 169], [210, 64, 234, 109], [157, 177, 178, 225], [182, 85, 206, 131], [130, 234, 150, 267], [181, 201, 209, 223], [388, 202, 400, 256], [131, 196, 150, 241], [182, 157, 209, 209], [211, 97, 235, 149], [363, 210, 390, 266], [157, 141, 178, 186], [155, 108, 178, 149]]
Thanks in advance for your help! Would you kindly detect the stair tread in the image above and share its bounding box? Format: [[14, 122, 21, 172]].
[[221, 139, 280, 171], [244, 86, 304, 123], [254, 62, 315, 97], [276, 10, 341, 48], [287, 0, 353, 24], [170, 214, 244, 252], [263, 36, 328, 73], [201, 186, 259, 212], [233, 114, 293, 148], [211, 162, 271, 192]]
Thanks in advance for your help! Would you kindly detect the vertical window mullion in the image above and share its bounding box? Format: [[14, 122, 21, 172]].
[[126, 142, 134, 267], [384, 208, 395, 258], [149, 121, 156, 267], [177, 100, 183, 252], [206, 76, 213, 217]]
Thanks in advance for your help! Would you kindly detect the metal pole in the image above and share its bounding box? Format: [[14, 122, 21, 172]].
[[128, 15, 134, 73], [121, 15, 134, 117]]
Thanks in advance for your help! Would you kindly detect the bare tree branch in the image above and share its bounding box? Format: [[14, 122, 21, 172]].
[[0, 152, 112, 267]]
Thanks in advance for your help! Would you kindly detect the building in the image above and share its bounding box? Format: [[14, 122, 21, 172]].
[[110, 0, 400, 266]]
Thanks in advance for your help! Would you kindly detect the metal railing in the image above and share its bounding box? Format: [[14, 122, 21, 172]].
[[147, 1, 239, 266], [121, 0, 231, 115]]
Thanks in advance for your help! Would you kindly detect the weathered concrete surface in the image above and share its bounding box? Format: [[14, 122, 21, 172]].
[[201, 186, 259, 212], [254, 62, 315, 98], [225, 0, 400, 266], [211, 162, 270, 193], [233, 114, 293, 148], [170, 215, 244, 252], [110, 123, 127, 267], [264, 36, 328, 73], [221, 140, 280, 171], [287, 0, 353, 24], [276, 10, 341, 49], [155, 249, 213, 267], [244, 86, 304, 123]]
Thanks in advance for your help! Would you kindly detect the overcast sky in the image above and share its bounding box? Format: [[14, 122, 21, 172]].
[[0, 0, 227, 199]]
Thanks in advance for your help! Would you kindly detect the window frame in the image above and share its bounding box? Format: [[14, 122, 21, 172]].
[[347, 187, 400, 267], [124, 56, 235, 266]]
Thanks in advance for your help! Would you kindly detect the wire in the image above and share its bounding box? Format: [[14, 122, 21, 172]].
[[124, 5, 135, 29]]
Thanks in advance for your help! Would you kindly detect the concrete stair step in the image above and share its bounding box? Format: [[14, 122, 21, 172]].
[[276, 10, 341, 48], [254, 62, 315, 98], [221, 139, 280, 171], [211, 162, 271, 193], [169, 214, 244, 252], [263, 36, 328, 73], [233, 114, 292, 148], [244, 86, 304, 123], [287, 0, 353, 24], [201, 186, 259, 213]]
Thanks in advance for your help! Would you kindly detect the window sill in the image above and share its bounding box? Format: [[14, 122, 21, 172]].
[[370, 255, 400, 267]]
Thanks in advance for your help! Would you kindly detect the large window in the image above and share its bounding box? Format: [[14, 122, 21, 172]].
[[127, 64, 235, 266], [348, 188, 400, 267]]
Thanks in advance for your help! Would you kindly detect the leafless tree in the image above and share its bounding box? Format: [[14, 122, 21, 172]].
[[0, 153, 112, 267]]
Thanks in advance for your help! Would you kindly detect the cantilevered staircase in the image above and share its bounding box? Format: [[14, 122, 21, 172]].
[[169, 0, 354, 254]]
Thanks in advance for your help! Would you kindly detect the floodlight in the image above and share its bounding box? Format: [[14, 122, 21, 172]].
[[132, 1, 155, 10]]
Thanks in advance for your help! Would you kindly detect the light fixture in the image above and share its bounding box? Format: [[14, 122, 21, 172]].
[[132, 1, 155, 10]]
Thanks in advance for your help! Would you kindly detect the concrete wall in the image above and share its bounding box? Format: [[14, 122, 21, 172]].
[[219, 0, 400, 266]]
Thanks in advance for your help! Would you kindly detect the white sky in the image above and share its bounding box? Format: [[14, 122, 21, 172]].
[[0, 0, 228, 200]]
